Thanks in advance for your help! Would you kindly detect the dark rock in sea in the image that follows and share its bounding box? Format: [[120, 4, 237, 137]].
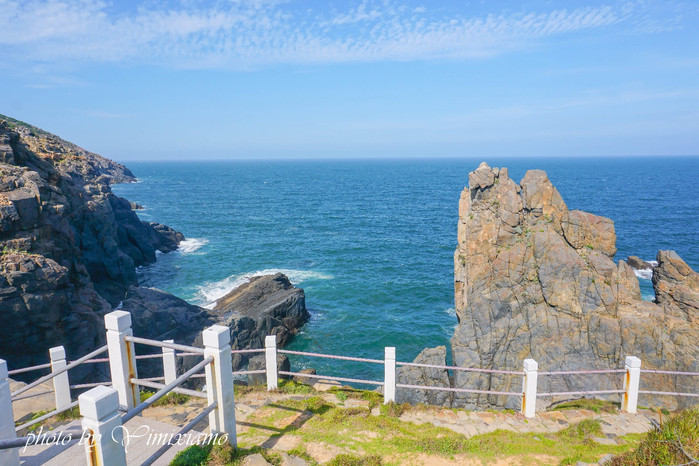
[[450, 162, 698, 411], [214, 273, 309, 348], [130, 202, 144, 210], [143, 221, 185, 253], [247, 353, 291, 386], [396, 346, 452, 407], [627, 255, 654, 271]]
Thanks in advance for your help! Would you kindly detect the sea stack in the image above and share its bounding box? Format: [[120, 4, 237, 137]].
[[400, 162, 698, 410]]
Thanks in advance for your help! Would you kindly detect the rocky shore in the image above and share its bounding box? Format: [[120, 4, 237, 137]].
[[399, 162, 698, 411], [0, 115, 308, 381]]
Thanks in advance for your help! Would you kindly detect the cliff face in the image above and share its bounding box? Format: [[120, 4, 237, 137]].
[[447, 162, 697, 410], [0, 117, 181, 374]]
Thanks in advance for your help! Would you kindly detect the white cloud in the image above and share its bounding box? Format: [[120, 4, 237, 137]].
[[0, 0, 675, 69]]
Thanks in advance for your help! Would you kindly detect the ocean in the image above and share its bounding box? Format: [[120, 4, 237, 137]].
[[111, 157, 698, 382]]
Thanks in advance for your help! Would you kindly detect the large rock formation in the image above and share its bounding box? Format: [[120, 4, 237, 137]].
[[400, 162, 698, 411], [0, 115, 184, 376], [212, 273, 309, 370]]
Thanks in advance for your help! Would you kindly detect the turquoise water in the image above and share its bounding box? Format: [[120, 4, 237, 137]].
[[112, 157, 698, 382]]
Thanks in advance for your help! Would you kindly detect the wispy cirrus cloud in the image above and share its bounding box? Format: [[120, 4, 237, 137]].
[[0, 0, 677, 70]]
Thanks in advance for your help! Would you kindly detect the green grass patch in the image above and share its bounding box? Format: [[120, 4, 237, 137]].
[[140, 389, 190, 407], [609, 406, 698, 465], [277, 379, 315, 395], [328, 453, 383, 465], [551, 398, 619, 414]]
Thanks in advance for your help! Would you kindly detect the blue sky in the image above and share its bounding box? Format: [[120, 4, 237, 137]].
[[1, 0, 698, 160]]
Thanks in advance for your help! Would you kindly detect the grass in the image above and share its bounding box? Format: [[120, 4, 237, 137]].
[[609, 407, 698, 465], [551, 398, 619, 414], [174, 389, 693, 465], [14, 406, 82, 433], [140, 389, 190, 407]]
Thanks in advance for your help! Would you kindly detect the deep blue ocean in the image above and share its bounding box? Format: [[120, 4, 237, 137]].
[[112, 157, 698, 382]]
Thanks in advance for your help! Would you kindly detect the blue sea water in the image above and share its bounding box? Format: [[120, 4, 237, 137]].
[[112, 157, 698, 382]]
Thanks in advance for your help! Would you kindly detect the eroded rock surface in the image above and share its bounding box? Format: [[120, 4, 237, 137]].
[[402, 162, 697, 410], [213, 273, 309, 370], [0, 116, 184, 376]]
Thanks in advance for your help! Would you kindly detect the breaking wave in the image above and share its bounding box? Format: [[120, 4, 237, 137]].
[[632, 260, 657, 280], [195, 269, 334, 308], [178, 238, 208, 254]]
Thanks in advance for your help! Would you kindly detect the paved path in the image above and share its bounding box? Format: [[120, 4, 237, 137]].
[[18, 417, 204, 466]]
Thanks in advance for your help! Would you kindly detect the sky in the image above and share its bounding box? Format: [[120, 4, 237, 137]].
[[1, 0, 698, 161]]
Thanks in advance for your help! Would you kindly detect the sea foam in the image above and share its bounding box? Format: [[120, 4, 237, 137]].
[[178, 238, 209, 254], [196, 268, 334, 308], [632, 260, 658, 280]]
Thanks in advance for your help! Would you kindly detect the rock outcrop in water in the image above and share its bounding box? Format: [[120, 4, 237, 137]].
[[400, 162, 698, 411], [212, 273, 309, 371]]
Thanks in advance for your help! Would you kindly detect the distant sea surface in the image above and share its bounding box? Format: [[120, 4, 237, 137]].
[[112, 157, 698, 381]]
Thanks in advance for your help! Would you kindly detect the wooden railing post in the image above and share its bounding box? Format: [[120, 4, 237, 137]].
[[49, 346, 72, 410], [384, 347, 396, 404], [265, 335, 278, 391], [105, 311, 139, 410], [162, 340, 177, 385], [622, 356, 641, 414], [203, 325, 237, 447], [0, 359, 20, 465], [521, 359, 538, 418], [79, 385, 126, 466]]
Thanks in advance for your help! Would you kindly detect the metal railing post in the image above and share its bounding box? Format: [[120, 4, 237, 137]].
[[105, 311, 139, 410], [203, 325, 237, 447], [521, 359, 538, 418], [0, 359, 20, 465], [162, 340, 177, 385], [384, 347, 396, 404], [622, 356, 641, 414], [265, 335, 278, 391], [49, 346, 72, 410], [79, 386, 126, 466]]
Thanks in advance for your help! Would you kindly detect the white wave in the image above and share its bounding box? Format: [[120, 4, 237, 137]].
[[195, 268, 334, 308], [444, 307, 456, 317], [178, 238, 208, 254], [630, 259, 657, 281]]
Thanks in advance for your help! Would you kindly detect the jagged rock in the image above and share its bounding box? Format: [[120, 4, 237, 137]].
[[396, 346, 452, 407], [452, 162, 698, 411], [130, 202, 144, 210], [214, 273, 309, 352], [627, 256, 653, 271], [144, 222, 185, 253], [0, 117, 183, 379], [653, 250, 698, 323]]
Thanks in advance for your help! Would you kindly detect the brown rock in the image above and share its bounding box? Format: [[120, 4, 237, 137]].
[[450, 162, 698, 411]]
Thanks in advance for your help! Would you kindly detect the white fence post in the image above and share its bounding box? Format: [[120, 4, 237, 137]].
[[622, 356, 641, 414], [521, 359, 538, 418], [384, 347, 396, 404], [105, 311, 139, 410], [0, 359, 20, 465], [203, 325, 237, 447], [265, 335, 278, 391], [162, 340, 177, 385], [49, 346, 72, 410], [79, 385, 126, 466]]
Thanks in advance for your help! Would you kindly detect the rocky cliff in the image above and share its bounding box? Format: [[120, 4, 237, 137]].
[[401, 162, 698, 411], [0, 116, 311, 381], [0, 115, 185, 376]]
